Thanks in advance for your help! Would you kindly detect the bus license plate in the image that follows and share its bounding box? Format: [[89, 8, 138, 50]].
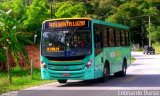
[[62, 73, 70, 77]]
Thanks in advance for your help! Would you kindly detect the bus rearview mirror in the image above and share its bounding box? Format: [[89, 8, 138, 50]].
[[34, 32, 37, 44]]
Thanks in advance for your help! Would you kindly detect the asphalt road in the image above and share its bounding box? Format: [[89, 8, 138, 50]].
[[15, 52, 160, 96]]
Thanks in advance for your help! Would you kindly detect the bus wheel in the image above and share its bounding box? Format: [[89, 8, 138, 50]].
[[57, 80, 67, 83], [99, 64, 109, 83], [119, 59, 127, 77]]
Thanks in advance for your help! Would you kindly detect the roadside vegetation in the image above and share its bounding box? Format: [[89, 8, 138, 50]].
[[131, 56, 136, 63], [153, 43, 160, 54], [0, 67, 53, 94]]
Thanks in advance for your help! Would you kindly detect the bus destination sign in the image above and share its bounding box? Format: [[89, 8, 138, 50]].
[[44, 19, 90, 29]]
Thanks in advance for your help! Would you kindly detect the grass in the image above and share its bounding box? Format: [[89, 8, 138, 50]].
[[131, 56, 136, 63], [0, 67, 54, 94]]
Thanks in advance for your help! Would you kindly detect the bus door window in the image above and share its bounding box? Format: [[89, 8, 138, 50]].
[[94, 24, 103, 55]]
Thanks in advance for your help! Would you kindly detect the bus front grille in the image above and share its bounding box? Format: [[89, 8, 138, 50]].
[[47, 63, 84, 71]]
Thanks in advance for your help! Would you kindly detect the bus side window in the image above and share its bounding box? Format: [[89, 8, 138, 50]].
[[121, 30, 126, 46], [103, 28, 109, 47], [109, 28, 115, 46], [115, 29, 120, 46], [125, 31, 129, 46]]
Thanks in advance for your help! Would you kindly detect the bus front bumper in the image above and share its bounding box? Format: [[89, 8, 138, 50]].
[[41, 68, 94, 80]]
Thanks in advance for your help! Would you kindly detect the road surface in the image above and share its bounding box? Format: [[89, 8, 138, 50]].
[[6, 52, 160, 96]]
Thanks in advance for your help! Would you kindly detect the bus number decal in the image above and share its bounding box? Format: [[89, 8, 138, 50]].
[[47, 47, 60, 52]]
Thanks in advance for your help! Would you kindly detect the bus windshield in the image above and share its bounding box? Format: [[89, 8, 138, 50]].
[[41, 29, 92, 57]]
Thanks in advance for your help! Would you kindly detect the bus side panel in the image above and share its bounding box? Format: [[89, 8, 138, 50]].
[[103, 46, 131, 74], [94, 52, 104, 79], [103, 47, 122, 74], [93, 46, 131, 78]]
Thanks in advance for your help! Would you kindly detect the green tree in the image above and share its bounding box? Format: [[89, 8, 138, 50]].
[[0, 10, 30, 82], [147, 24, 160, 43], [107, 1, 141, 25], [24, 0, 49, 31], [105, 0, 160, 46], [87, 0, 122, 20], [12, 0, 26, 21], [0, 0, 27, 31], [0, 9, 29, 66], [54, 1, 86, 18], [0, 0, 13, 11]]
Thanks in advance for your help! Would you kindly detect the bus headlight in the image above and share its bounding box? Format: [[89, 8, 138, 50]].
[[85, 60, 92, 69], [41, 61, 48, 69]]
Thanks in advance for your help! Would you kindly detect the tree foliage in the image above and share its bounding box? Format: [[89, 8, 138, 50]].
[[147, 24, 160, 42], [54, 1, 86, 18], [12, 0, 26, 20], [24, 0, 49, 31], [105, 0, 160, 44], [0, 0, 160, 51], [0, 10, 29, 65]]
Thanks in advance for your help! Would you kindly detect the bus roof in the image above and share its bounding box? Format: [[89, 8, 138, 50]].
[[43, 18, 129, 30], [43, 18, 92, 23], [92, 19, 129, 30]]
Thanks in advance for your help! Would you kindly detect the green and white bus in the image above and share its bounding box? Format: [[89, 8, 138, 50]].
[[40, 18, 131, 83]]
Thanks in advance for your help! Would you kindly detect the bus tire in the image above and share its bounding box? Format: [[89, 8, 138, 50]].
[[57, 80, 67, 83], [118, 59, 127, 77], [99, 63, 110, 83]]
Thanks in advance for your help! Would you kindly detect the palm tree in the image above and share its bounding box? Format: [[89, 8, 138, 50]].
[[0, 10, 30, 83]]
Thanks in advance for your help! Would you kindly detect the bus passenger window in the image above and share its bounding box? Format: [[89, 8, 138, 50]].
[[125, 31, 129, 46], [115, 29, 120, 46], [109, 28, 115, 46], [103, 28, 109, 47], [121, 30, 126, 46]]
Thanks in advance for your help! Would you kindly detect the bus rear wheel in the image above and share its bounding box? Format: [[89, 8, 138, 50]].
[[57, 80, 67, 83], [118, 59, 127, 77]]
